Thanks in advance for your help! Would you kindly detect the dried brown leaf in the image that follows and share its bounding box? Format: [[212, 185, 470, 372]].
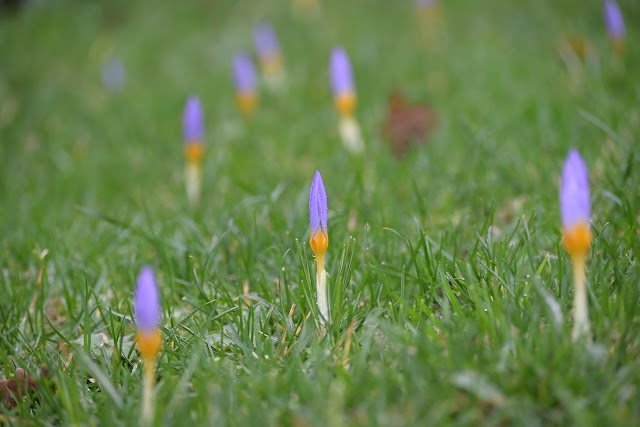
[[382, 92, 439, 158], [0, 367, 51, 409]]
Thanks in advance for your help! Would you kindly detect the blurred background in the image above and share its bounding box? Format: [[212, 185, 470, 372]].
[[1, 0, 638, 254]]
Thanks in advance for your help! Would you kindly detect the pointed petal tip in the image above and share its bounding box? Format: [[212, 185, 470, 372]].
[[565, 149, 586, 170], [142, 264, 154, 273]]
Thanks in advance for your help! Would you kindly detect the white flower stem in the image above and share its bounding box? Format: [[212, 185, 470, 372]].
[[315, 254, 328, 325], [571, 254, 590, 341], [338, 116, 364, 153], [141, 357, 156, 425], [185, 162, 202, 206]]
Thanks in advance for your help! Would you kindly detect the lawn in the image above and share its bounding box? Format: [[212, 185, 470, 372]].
[[1, 0, 640, 425]]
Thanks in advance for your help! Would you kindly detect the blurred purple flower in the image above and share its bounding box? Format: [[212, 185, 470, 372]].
[[604, 0, 625, 39], [101, 58, 126, 91], [233, 52, 257, 93], [254, 22, 281, 60], [134, 266, 161, 334], [309, 170, 328, 236], [182, 96, 204, 143], [330, 47, 354, 97], [560, 149, 590, 231]]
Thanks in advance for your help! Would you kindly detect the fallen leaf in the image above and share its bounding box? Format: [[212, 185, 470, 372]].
[[382, 92, 439, 158], [0, 367, 51, 409]]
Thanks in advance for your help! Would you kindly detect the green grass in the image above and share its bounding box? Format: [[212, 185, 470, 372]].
[[1, 0, 640, 424]]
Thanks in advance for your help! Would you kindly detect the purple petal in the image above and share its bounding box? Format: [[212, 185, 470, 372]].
[[309, 170, 328, 234], [560, 149, 590, 230], [182, 96, 205, 142], [134, 266, 161, 333], [101, 58, 126, 91], [254, 22, 280, 59], [233, 52, 257, 93], [604, 0, 625, 39], [329, 47, 354, 96]]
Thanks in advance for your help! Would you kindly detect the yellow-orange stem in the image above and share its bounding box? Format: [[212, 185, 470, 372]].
[[310, 229, 328, 257], [184, 143, 205, 164], [137, 330, 161, 361], [259, 55, 284, 74], [236, 92, 258, 115], [334, 93, 356, 117], [610, 37, 626, 54], [563, 222, 591, 259]]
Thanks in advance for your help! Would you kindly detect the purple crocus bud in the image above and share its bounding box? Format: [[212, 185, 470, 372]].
[[604, 0, 625, 40], [134, 266, 161, 334], [329, 47, 354, 97], [182, 96, 204, 143], [309, 170, 328, 256], [560, 149, 592, 256], [254, 22, 281, 60], [233, 51, 257, 94], [560, 149, 590, 230]]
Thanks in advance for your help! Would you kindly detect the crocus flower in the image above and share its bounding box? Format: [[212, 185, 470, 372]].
[[560, 149, 591, 257], [330, 47, 356, 117], [134, 266, 162, 422], [309, 170, 328, 257], [604, 0, 625, 42], [182, 96, 205, 165], [254, 22, 283, 73], [560, 149, 592, 340], [135, 266, 161, 359], [233, 51, 258, 114], [309, 170, 329, 324]]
